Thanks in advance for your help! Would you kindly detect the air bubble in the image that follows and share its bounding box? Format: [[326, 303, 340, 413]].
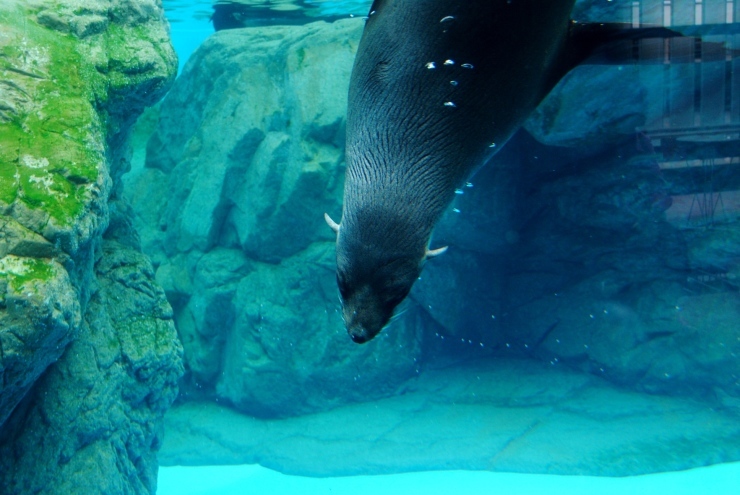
[[444, 101, 456, 107], [461, 63, 474, 69], [426, 62, 436, 69], [440, 16, 455, 23]]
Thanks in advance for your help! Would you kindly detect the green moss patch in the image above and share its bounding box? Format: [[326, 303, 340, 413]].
[[0, 3, 105, 230], [0, 254, 57, 294]]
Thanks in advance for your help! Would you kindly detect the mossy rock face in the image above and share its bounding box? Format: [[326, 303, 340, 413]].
[[0, 238, 183, 495], [0, 1, 180, 493], [0, 6, 108, 253], [0, 0, 176, 255], [0, 251, 81, 426]]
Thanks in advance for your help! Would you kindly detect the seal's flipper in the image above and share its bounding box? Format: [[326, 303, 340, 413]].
[[564, 22, 683, 68], [564, 21, 740, 68], [539, 22, 678, 99]]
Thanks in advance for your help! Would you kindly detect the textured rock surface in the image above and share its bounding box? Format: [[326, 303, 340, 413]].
[[0, 0, 182, 493], [128, 19, 426, 418], [129, 9, 740, 425], [497, 138, 740, 400], [525, 65, 648, 154], [0, 223, 79, 426], [160, 357, 740, 476], [141, 20, 355, 260], [0, 233, 183, 494]]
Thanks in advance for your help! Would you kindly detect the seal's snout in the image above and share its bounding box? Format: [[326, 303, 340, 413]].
[[349, 331, 370, 344], [342, 295, 387, 344], [337, 253, 422, 343], [346, 313, 381, 344]]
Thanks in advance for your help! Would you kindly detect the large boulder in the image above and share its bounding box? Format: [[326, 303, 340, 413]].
[[141, 20, 355, 261], [0, 221, 79, 426], [128, 19, 425, 418], [0, 0, 182, 493], [499, 140, 740, 400], [0, 232, 183, 495]]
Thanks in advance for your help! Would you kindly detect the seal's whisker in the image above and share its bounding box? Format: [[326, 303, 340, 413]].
[[391, 308, 407, 321]]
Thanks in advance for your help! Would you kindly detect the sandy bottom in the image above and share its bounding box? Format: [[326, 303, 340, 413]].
[[159, 462, 740, 495]]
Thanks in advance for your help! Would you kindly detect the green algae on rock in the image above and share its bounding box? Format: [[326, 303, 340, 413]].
[[0, 215, 79, 426], [0, 0, 181, 494], [0, 0, 176, 255], [0, 250, 80, 427], [0, 2, 108, 254], [0, 237, 183, 495]]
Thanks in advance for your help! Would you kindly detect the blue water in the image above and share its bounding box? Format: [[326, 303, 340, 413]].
[[156, 1, 740, 492], [158, 463, 740, 495], [163, 0, 372, 72]]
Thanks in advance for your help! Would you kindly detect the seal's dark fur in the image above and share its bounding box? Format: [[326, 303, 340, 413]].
[[333, 0, 580, 343]]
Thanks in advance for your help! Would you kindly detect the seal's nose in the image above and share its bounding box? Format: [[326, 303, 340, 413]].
[[350, 332, 369, 344]]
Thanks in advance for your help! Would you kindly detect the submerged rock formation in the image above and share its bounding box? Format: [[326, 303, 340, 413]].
[[131, 10, 740, 429], [128, 19, 423, 418], [0, 1, 182, 493]]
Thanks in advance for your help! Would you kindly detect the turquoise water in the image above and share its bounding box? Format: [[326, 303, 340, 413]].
[[158, 463, 740, 494], [163, 0, 372, 72], [155, 1, 740, 493]]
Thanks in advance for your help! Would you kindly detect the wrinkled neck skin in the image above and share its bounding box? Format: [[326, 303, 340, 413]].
[[336, 0, 576, 343]]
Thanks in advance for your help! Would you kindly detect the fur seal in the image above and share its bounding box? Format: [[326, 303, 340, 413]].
[[326, 0, 672, 343]]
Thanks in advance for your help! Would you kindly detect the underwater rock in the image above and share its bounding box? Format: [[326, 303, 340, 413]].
[[164, 241, 423, 418], [0, 0, 180, 493], [131, 19, 424, 417], [412, 246, 504, 349], [216, 242, 422, 417], [0, 235, 183, 495], [140, 20, 356, 261], [501, 143, 740, 399], [0, 219, 80, 426], [572, 0, 634, 23]]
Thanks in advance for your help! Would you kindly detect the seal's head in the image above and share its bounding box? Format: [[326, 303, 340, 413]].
[[325, 213, 446, 343], [337, 254, 420, 343]]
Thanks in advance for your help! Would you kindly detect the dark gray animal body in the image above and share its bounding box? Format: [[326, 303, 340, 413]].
[[327, 0, 601, 343]]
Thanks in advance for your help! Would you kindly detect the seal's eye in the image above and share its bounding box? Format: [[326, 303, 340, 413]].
[[336, 272, 350, 300]]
